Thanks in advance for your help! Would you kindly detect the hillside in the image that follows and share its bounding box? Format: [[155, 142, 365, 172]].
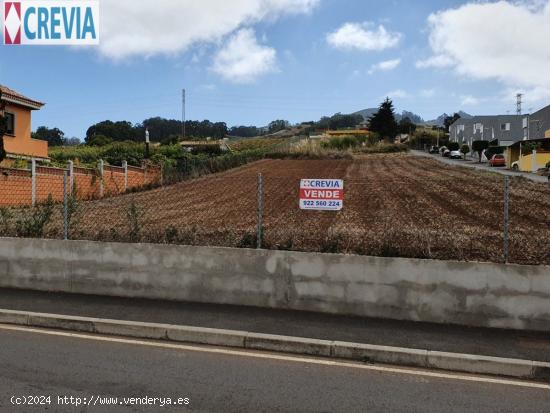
[[354, 108, 472, 126], [353, 108, 424, 123], [425, 111, 473, 127]]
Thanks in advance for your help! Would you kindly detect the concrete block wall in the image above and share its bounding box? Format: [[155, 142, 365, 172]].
[[0, 238, 549, 332]]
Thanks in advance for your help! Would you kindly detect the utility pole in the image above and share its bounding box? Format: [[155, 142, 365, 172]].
[[145, 128, 150, 159], [182, 89, 186, 140], [516, 93, 523, 115]]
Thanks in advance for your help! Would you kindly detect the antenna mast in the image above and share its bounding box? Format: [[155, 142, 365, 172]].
[[516, 93, 523, 115]]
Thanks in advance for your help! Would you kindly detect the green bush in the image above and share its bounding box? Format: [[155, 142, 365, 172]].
[[448, 142, 460, 151], [321, 135, 370, 151], [357, 143, 409, 154], [87, 135, 113, 146], [472, 140, 490, 162], [15, 195, 55, 238]]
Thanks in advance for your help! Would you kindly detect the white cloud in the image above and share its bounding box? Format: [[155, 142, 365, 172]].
[[211, 29, 277, 83], [415, 55, 454, 69], [369, 58, 401, 74], [198, 84, 217, 91], [99, 0, 319, 59], [420, 88, 436, 98], [417, 1, 550, 105], [461, 95, 480, 106], [386, 89, 410, 99], [327, 22, 402, 51]]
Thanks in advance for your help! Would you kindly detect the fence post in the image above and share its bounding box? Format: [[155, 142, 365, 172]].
[[31, 158, 37, 207], [503, 176, 510, 263], [98, 159, 104, 198], [123, 161, 128, 191], [63, 170, 69, 240], [257, 173, 263, 249], [67, 160, 74, 195]]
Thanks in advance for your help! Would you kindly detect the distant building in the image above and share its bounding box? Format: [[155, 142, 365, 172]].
[[449, 115, 524, 147], [526, 104, 550, 140], [504, 104, 550, 172]]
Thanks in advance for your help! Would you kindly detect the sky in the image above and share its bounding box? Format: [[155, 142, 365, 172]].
[[2, 0, 550, 138]]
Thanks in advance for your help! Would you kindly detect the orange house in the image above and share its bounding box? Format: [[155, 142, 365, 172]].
[[0, 85, 48, 160]]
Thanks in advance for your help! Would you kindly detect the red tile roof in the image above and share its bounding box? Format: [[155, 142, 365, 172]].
[[0, 85, 44, 110]]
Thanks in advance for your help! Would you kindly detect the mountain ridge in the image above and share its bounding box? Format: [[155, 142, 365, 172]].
[[353, 108, 473, 126]]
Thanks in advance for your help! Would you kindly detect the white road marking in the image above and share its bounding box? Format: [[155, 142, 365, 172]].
[[1, 323, 549, 390]]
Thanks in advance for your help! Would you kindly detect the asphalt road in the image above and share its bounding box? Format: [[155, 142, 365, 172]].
[[411, 150, 549, 183], [1, 325, 549, 413], [2, 288, 550, 362]]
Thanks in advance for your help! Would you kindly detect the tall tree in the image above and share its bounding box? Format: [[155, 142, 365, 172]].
[[444, 113, 461, 130], [85, 120, 137, 143], [398, 117, 417, 134], [229, 125, 259, 138], [268, 120, 290, 134], [32, 126, 66, 146], [85, 118, 229, 144], [0, 89, 6, 163], [472, 140, 489, 163], [368, 98, 398, 141]]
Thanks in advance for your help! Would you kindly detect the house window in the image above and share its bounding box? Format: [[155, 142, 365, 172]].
[[500, 123, 511, 131], [5, 112, 15, 135], [474, 123, 483, 133]]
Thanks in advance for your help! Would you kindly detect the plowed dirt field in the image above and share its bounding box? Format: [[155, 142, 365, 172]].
[[43, 153, 550, 264]]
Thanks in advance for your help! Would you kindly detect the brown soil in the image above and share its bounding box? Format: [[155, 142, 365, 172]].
[[34, 153, 550, 264]]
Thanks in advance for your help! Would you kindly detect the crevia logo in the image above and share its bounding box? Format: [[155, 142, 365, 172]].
[[3, 1, 99, 45]]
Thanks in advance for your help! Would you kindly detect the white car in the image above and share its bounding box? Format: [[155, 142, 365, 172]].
[[450, 150, 462, 159]]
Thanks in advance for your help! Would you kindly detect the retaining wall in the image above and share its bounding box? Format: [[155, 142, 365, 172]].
[[0, 238, 549, 332]]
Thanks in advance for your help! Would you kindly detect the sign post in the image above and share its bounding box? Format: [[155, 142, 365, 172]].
[[300, 179, 344, 211]]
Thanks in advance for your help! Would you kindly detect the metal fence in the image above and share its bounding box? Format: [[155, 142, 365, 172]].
[[1, 165, 548, 266]]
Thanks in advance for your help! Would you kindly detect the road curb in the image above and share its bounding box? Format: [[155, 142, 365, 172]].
[[1, 309, 549, 382]]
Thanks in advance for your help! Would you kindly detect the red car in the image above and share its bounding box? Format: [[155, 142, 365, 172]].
[[489, 154, 506, 167]]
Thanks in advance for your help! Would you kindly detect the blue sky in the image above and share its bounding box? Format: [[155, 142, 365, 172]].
[[2, 0, 550, 138]]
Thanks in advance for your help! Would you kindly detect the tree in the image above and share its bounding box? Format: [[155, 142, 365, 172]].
[[229, 126, 259, 138], [448, 142, 460, 151], [460, 144, 470, 160], [316, 113, 363, 130], [86, 120, 136, 143], [444, 113, 461, 130], [85, 118, 229, 144], [87, 135, 113, 146], [472, 140, 489, 163], [65, 137, 81, 146], [398, 117, 417, 135], [368, 98, 398, 141], [0, 89, 5, 163], [268, 120, 289, 134], [32, 126, 66, 146]]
